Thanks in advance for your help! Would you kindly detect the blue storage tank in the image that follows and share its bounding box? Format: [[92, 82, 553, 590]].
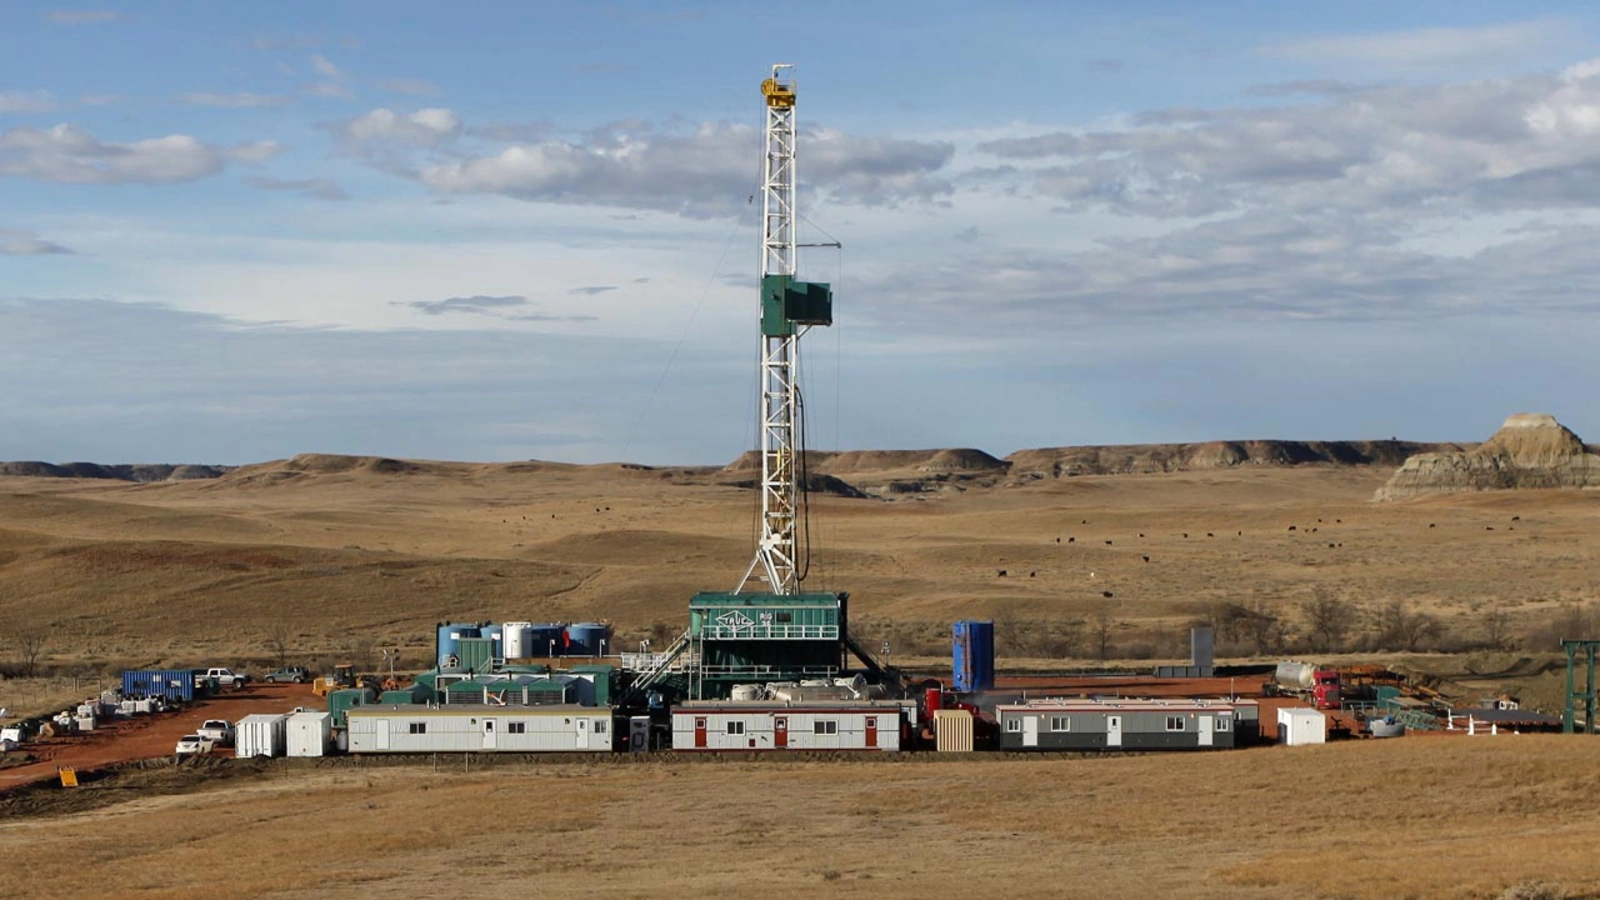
[[122, 669, 198, 702], [528, 623, 566, 657], [952, 619, 995, 693], [564, 622, 611, 657], [436, 623, 481, 667]]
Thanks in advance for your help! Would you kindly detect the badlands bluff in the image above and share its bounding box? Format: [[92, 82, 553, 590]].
[[1376, 413, 1600, 500]]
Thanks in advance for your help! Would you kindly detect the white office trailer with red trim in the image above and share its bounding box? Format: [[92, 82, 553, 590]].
[[672, 700, 908, 751]]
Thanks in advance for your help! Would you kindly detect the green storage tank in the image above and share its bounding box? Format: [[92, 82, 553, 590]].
[[570, 664, 615, 706], [444, 680, 487, 703], [327, 687, 377, 728], [457, 637, 495, 672], [380, 684, 432, 705], [524, 678, 573, 705]]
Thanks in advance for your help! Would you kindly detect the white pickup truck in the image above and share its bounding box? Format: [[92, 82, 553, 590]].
[[196, 719, 235, 747], [194, 667, 252, 690]]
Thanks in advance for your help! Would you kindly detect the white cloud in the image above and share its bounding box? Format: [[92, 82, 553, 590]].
[[180, 92, 291, 108], [311, 54, 343, 78], [1261, 19, 1574, 73], [0, 124, 279, 185], [417, 120, 953, 216], [43, 10, 120, 25], [307, 82, 355, 100], [0, 90, 58, 114], [0, 227, 72, 255], [977, 64, 1600, 218], [373, 77, 441, 97], [247, 176, 350, 201], [336, 107, 462, 145]]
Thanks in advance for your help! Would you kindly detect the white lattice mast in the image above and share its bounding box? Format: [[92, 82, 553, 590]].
[[737, 65, 831, 595]]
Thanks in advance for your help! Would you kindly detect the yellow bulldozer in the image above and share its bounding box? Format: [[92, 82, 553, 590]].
[[311, 663, 356, 698], [312, 663, 400, 697]]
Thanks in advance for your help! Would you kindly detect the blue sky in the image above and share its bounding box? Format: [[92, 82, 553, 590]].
[[4, 2, 1600, 464]]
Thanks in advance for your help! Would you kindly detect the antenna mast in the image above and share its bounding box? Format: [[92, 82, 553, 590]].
[[737, 64, 833, 595]]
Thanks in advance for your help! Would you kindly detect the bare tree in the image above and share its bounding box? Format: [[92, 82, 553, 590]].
[[1481, 605, 1514, 652], [993, 609, 1024, 657], [12, 624, 47, 679], [265, 620, 293, 669], [1209, 602, 1247, 645], [1091, 604, 1116, 661], [345, 636, 377, 673], [1302, 590, 1356, 652], [1240, 599, 1287, 656], [1373, 600, 1441, 651], [648, 621, 679, 647]]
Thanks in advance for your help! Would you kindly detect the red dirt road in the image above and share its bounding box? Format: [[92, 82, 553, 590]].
[[0, 682, 315, 790]]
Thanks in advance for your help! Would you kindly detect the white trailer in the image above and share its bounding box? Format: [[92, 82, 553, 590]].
[[345, 704, 615, 753], [235, 713, 289, 758], [285, 710, 333, 757], [671, 701, 905, 751], [1277, 707, 1327, 746]]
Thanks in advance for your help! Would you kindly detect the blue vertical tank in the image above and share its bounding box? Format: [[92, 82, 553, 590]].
[[953, 619, 995, 692], [529, 624, 566, 657], [481, 623, 503, 659], [437, 623, 480, 667], [564, 622, 612, 656]]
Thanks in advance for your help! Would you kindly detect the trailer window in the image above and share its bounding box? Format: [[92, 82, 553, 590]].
[[1005, 718, 1021, 733], [508, 722, 526, 734], [594, 719, 608, 734], [1050, 716, 1070, 732], [726, 721, 745, 735], [1216, 716, 1231, 732], [408, 722, 427, 735], [813, 720, 838, 735], [1165, 716, 1184, 732]]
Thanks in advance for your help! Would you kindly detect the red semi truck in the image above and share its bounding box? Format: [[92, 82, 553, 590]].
[[1268, 662, 1342, 709]]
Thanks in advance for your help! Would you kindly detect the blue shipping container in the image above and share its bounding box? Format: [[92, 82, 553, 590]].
[[952, 620, 995, 693], [122, 669, 198, 702]]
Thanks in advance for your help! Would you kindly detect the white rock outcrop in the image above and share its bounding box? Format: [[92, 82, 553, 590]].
[[1375, 413, 1600, 500]]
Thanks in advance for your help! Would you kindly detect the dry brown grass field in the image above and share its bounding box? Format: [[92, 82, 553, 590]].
[[1, 453, 1597, 687], [3, 737, 1599, 899]]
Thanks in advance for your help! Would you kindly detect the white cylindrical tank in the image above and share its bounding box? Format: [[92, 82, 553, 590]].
[[730, 684, 766, 701], [1275, 661, 1318, 689], [501, 622, 532, 659]]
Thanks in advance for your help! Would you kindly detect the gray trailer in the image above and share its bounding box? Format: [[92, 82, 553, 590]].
[[996, 698, 1241, 751]]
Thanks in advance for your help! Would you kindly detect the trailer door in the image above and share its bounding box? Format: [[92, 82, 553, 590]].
[[1107, 715, 1122, 747], [774, 716, 788, 749], [1197, 715, 1213, 747], [482, 718, 497, 750], [1022, 715, 1039, 748], [865, 715, 878, 749], [576, 716, 589, 750], [694, 716, 707, 749], [373, 719, 389, 751]]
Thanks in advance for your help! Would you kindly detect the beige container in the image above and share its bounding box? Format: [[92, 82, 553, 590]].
[[934, 709, 974, 752]]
